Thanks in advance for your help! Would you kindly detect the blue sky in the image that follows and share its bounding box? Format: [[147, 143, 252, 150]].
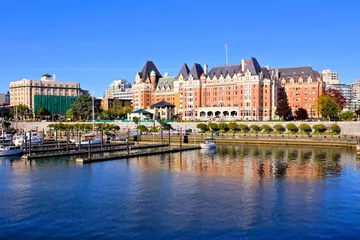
[[1, 0, 360, 96]]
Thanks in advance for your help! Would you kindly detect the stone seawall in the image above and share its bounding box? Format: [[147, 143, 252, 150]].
[[11, 121, 360, 136]]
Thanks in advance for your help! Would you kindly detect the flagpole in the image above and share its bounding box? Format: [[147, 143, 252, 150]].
[[225, 43, 228, 65]]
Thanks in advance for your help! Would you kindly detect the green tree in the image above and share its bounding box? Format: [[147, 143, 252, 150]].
[[273, 124, 285, 133], [228, 122, 239, 132], [286, 123, 298, 133], [330, 123, 341, 134], [250, 124, 260, 133], [150, 126, 159, 132], [65, 108, 74, 119], [208, 123, 220, 132], [238, 124, 250, 133], [37, 107, 51, 117], [71, 93, 93, 121], [313, 124, 327, 133], [298, 123, 312, 133], [137, 125, 148, 133], [316, 94, 340, 120], [10, 104, 31, 119], [196, 123, 209, 132], [133, 116, 139, 125], [261, 124, 273, 133], [218, 123, 229, 132], [276, 87, 291, 120], [340, 111, 354, 121]]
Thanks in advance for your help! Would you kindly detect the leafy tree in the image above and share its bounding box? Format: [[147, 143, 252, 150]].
[[325, 88, 347, 110], [273, 124, 285, 133], [276, 87, 291, 120], [238, 124, 250, 133], [286, 123, 298, 133], [218, 123, 229, 132], [71, 93, 93, 121], [261, 124, 273, 133], [65, 108, 74, 119], [133, 116, 139, 124], [37, 107, 51, 117], [196, 123, 209, 132], [9, 104, 31, 119], [250, 124, 260, 133], [340, 111, 354, 121], [298, 123, 312, 133], [313, 124, 327, 133], [276, 99, 292, 120], [320, 97, 340, 120], [228, 122, 239, 132], [137, 125, 148, 133], [150, 126, 159, 132], [294, 108, 308, 121], [330, 123, 341, 134], [208, 123, 219, 132]]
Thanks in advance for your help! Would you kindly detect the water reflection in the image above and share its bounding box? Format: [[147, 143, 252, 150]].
[[131, 144, 355, 181]]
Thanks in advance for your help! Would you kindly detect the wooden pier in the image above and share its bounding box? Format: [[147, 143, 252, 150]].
[[75, 145, 201, 164], [21, 143, 169, 160]]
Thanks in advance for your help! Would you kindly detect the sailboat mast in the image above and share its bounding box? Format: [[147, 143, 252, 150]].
[[92, 90, 95, 131]]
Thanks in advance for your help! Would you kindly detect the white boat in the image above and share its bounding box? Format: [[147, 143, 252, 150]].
[[13, 132, 44, 147], [0, 145, 24, 156], [0, 133, 13, 142], [75, 138, 103, 146], [200, 138, 216, 149]]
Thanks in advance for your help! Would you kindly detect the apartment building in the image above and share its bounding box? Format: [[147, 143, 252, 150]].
[[9, 74, 81, 115], [105, 79, 132, 100]]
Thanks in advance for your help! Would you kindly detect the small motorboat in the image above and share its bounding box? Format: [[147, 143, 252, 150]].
[[75, 138, 103, 146], [0, 145, 24, 156], [200, 138, 216, 149], [13, 132, 44, 147]]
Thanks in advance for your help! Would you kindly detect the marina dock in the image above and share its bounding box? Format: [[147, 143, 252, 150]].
[[76, 145, 201, 164]]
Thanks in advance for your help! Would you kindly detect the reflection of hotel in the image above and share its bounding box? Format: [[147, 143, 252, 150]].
[[132, 58, 324, 120], [131, 146, 345, 182]]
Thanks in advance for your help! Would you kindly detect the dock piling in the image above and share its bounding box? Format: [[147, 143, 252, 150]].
[[180, 127, 182, 149], [88, 139, 91, 159], [29, 132, 32, 156]]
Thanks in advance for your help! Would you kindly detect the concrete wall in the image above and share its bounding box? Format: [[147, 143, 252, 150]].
[[10, 120, 360, 136]]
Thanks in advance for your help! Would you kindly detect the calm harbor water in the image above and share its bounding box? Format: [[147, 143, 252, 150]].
[[1, 144, 360, 239]]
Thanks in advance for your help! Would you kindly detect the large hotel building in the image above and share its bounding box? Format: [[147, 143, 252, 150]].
[[133, 57, 324, 120]]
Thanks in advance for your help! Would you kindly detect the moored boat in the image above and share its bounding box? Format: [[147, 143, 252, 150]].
[[0, 145, 24, 156], [200, 138, 216, 149]]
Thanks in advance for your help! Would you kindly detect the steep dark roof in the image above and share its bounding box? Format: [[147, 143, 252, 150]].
[[188, 63, 204, 80], [133, 109, 152, 115], [208, 64, 241, 78], [176, 63, 190, 79], [260, 67, 271, 79], [138, 61, 162, 81], [244, 57, 262, 75], [150, 100, 175, 109], [272, 66, 320, 80]]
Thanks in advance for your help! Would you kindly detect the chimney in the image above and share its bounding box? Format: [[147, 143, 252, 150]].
[[53, 74, 56, 81], [241, 59, 245, 72], [203, 64, 208, 75]]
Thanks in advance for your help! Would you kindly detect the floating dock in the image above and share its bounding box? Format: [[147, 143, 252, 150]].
[[76, 145, 201, 164]]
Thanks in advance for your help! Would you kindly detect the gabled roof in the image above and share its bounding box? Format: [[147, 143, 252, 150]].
[[272, 66, 320, 80], [137, 61, 162, 81], [260, 67, 271, 79], [188, 63, 204, 80], [176, 63, 190, 79], [208, 64, 241, 78], [150, 100, 175, 109], [156, 76, 175, 92], [133, 109, 153, 115], [244, 57, 262, 75]]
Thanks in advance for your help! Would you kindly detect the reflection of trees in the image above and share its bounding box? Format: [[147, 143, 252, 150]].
[[287, 150, 298, 161], [263, 149, 272, 158], [314, 151, 327, 161], [239, 146, 249, 157], [252, 147, 261, 157], [300, 151, 312, 163], [314, 151, 342, 177], [274, 150, 285, 161]]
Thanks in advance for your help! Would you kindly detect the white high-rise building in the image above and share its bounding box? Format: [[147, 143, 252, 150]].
[[322, 69, 339, 84], [105, 79, 132, 100]]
